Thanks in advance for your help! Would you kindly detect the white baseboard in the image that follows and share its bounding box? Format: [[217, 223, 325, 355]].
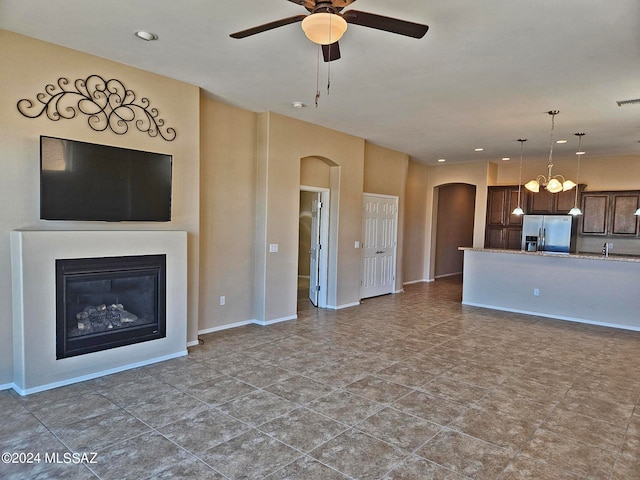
[[11, 350, 188, 396], [198, 315, 297, 336], [326, 301, 361, 310], [403, 278, 434, 285], [253, 315, 297, 326], [0, 382, 14, 391], [198, 319, 255, 336], [462, 301, 640, 332], [435, 271, 462, 279]]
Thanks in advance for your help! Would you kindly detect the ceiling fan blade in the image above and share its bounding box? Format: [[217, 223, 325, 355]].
[[286, 0, 358, 12], [286, 0, 315, 10], [342, 10, 428, 39], [230, 14, 306, 39], [322, 42, 341, 62]]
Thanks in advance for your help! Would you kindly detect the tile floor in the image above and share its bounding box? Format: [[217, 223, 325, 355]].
[[1, 276, 639, 479]]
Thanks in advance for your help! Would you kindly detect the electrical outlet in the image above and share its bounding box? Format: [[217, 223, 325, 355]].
[[607, 242, 613, 250], [220, 296, 225, 306], [533, 288, 540, 296]]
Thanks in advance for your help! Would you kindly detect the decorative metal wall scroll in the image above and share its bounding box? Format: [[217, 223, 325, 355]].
[[17, 75, 177, 141]]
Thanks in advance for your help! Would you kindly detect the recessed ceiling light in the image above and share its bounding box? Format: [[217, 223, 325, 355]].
[[474, 148, 484, 152], [437, 158, 446, 163], [135, 31, 158, 41], [576, 151, 586, 155], [556, 140, 568, 144], [501, 157, 510, 161], [292, 101, 305, 109]]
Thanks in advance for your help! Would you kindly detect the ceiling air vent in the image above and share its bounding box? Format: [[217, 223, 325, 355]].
[[616, 98, 640, 106]]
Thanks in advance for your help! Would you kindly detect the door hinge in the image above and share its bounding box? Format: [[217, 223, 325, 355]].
[[316, 285, 321, 291], [317, 201, 322, 209]]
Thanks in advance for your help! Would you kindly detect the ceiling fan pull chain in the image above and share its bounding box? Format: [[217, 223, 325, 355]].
[[327, 56, 331, 95], [315, 44, 321, 107]]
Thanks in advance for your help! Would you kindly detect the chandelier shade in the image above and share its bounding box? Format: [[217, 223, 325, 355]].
[[301, 13, 348, 45]]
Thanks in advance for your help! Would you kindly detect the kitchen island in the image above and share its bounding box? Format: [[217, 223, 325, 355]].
[[459, 247, 640, 331]]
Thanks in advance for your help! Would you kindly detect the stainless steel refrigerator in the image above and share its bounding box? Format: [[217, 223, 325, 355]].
[[521, 215, 574, 253]]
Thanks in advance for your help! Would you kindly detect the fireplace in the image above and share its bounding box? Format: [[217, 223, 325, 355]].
[[56, 254, 166, 359]]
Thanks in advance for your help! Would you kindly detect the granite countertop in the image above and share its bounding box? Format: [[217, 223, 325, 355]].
[[459, 247, 640, 263]]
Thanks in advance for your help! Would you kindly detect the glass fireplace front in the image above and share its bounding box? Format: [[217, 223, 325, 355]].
[[56, 254, 166, 359]]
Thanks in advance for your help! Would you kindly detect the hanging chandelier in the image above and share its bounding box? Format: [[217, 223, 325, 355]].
[[524, 110, 577, 194], [568, 132, 585, 216]]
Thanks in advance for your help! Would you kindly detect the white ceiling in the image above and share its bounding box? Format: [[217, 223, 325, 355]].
[[2, 0, 640, 165]]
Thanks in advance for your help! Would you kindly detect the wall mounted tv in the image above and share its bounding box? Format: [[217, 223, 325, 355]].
[[40, 136, 172, 222]]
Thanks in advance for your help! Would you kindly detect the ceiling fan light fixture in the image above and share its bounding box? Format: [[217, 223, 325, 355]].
[[301, 12, 347, 45]]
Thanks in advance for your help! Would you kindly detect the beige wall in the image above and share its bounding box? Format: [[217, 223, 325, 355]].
[[300, 156, 331, 188], [425, 162, 490, 281], [255, 113, 365, 319], [199, 96, 257, 330], [496, 155, 640, 192], [403, 161, 430, 283], [0, 30, 200, 384], [363, 143, 409, 292]]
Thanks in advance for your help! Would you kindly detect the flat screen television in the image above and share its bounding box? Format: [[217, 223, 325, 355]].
[[40, 136, 172, 222]]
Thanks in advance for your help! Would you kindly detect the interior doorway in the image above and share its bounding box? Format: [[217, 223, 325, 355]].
[[434, 183, 476, 278], [298, 187, 329, 309]]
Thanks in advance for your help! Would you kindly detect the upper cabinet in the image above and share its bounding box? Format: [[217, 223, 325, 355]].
[[527, 188, 580, 214], [580, 191, 640, 236], [581, 193, 609, 235], [611, 193, 640, 235], [485, 186, 525, 250]]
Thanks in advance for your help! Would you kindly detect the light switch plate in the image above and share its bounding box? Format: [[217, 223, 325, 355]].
[[269, 244, 279, 253]]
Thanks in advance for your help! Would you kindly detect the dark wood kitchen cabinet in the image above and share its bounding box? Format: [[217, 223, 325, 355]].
[[611, 193, 640, 235], [580, 191, 640, 236], [581, 193, 609, 235], [528, 187, 580, 214], [485, 186, 524, 249]]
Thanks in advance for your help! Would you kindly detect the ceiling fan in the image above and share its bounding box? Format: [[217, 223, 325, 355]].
[[230, 0, 429, 62]]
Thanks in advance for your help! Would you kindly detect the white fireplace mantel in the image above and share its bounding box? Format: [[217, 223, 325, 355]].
[[10, 230, 188, 395]]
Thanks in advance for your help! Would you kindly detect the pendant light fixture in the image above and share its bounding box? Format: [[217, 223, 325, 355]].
[[512, 138, 527, 216], [524, 110, 577, 194], [568, 132, 585, 216]]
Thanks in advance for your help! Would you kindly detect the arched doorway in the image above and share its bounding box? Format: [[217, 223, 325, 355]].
[[433, 183, 476, 278], [298, 156, 340, 311]]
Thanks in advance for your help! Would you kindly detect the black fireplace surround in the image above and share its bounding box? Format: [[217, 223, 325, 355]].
[[56, 254, 166, 359]]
